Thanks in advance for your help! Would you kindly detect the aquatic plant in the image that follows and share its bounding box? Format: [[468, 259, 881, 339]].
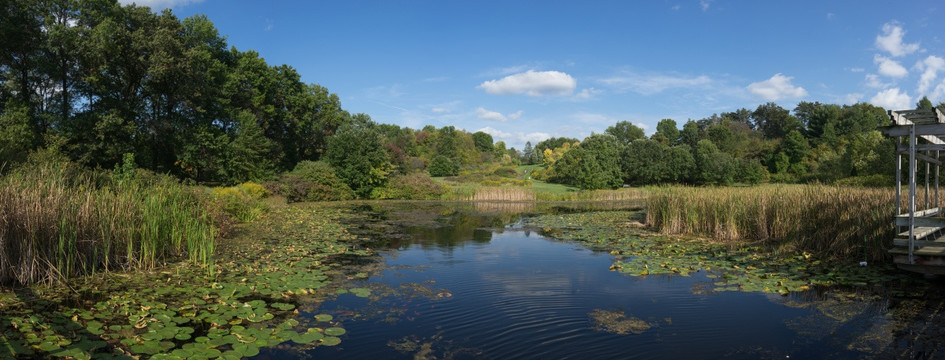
[[209, 182, 269, 223], [0, 161, 215, 285], [645, 185, 903, 261]]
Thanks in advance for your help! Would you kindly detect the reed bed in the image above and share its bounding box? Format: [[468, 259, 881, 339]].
[[464, 187, 536, 201], [644, 185, 910, 261], [0, 162, 215, 286]]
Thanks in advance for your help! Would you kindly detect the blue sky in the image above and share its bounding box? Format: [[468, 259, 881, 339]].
[[125, 0, 944, 149]]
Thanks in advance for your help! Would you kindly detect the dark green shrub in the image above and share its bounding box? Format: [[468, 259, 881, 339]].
[[371, 173, 446, 200], [429, 155, 459, 177], [268, 161, 354, 202], [492, 167, 519, 178]]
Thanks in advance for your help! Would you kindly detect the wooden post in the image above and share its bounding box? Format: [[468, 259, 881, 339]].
[[927, 152, 931, 210], [897, 137, 902, 215], [910, 124, 917, 264]]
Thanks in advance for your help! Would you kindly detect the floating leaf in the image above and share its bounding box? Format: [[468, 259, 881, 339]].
[[324, 327, 346, 336], [320, 336, 342, 346]]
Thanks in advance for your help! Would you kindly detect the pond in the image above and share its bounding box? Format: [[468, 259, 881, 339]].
[[257, 203, 945, 359]]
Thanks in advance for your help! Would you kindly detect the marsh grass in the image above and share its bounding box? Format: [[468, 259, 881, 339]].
[[644, 185, 909, 261], [0, 161, 215, 286]]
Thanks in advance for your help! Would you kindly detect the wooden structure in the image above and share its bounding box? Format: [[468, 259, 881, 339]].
[[880, 108, 945, 274]]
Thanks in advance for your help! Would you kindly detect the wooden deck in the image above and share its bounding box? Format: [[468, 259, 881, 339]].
[[880, 108, 945, 275]]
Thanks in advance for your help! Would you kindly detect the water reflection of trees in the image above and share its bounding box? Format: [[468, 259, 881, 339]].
[[767, 282, 945, 358]]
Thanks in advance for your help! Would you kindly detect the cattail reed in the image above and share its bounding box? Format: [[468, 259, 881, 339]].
[[0, 162, 215, 286], [644, 185, 907, 261]]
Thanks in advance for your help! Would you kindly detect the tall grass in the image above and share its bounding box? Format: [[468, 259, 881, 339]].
[[0, 161, 215, 286], [645, 185, 908, 261]]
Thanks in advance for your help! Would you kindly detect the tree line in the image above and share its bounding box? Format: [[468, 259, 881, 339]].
[[3, 1, 944, 196], [527, 98, 943, 189]]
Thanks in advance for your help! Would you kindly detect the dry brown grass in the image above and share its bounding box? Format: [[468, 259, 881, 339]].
[[645, 185, 910, 261]]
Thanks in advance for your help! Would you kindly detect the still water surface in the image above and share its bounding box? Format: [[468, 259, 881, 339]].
[[264, 205, 937, 359]]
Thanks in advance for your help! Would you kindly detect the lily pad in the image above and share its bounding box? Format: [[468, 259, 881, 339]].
[[313, 314, 333, 322], [349, 288, 371, 297], [320, 336, 342, 346], [324, 327, 346, 336]]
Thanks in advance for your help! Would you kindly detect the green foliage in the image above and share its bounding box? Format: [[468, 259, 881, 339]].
[[753, 102, 800, 139], [605, 121, 645, 145], [209, 183, 269, 222], [0, 104, 36, 165], [655, 118, 679, 145], [553, 144, 622, 190], [694, 140, 737, 185], [429, 155, 459, 177], [493, 167, 519, 178], [269, 160, 354, 202], [622, 140, 694, 185], [370, 173, 446, 200], [535, 137, 580, 154], [472, 131, 494, 152], [325, 117, 391, 198]]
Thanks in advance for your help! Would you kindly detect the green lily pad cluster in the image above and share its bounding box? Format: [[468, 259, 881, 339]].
[[527, 210, 915, 295], [0, 204, 371, 358]]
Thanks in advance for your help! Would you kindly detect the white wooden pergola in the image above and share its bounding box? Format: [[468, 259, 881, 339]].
[[880, 108, 945, 273]]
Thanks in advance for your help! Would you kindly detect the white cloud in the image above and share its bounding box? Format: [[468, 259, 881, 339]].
[[479, 70, 577, 97], [869, 88, 912, 110], [477, 126, 512, 139], [476, 107, 508, 122], [842, 93, 864, 105], [917, 55, 945, 96], [599, 72, 712, 95], [932, 83, 945, 104], [117, 0, 202, 9], [475, 127, 550, 147], [746, 73, 808, 101], [475, 107, 523, 122], [573, 87, 602, 100], [700, 0, 712, 11], [671, 5, 681, 10], [864, 74, 888, 89], [876, 22, 920, 57], [849, 67, 865, 73], [429, 100, 461, 114], [875, 55, 908, 78], [520, 132, 551, 144]]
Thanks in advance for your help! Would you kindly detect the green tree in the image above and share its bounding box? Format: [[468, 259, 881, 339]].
[[781, 130, 810, 164], [325, 115, 390, 197], [227, 111, 276, 182], [472, 131, 494, 153], [752, 102, 800, 139], [522, 141, 535, 165], [680, 120, 702, 148], [554, 134, 622, 189], [694, 140, 736, 185], [428, 155, 459, 177], [655, 118, 679, 145], [606, 121, 645, 145], [917, 96, 934, 110]]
